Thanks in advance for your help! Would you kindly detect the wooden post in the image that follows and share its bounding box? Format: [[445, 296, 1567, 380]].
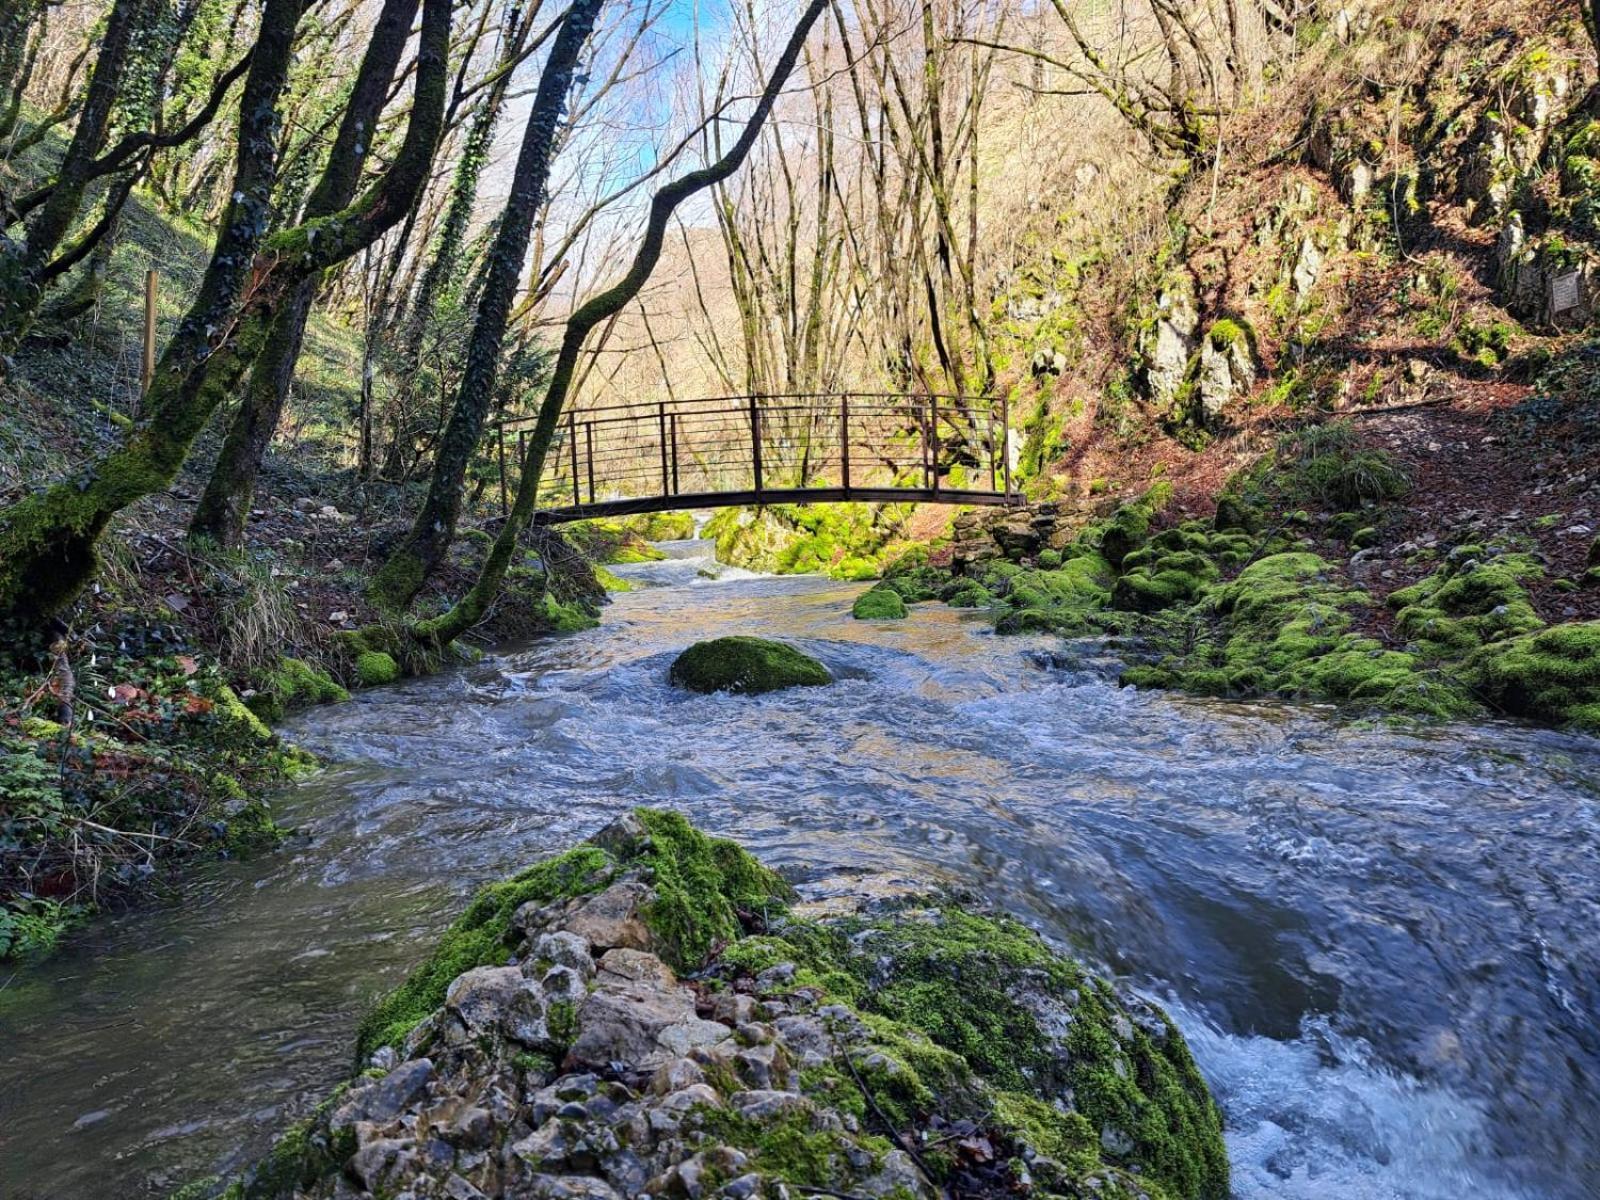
[[497, 426, 508, 515], [568, 411, 580, 502], [585, 422, 595, 503], [748, 394, 763, 496], [141, 270, 157, 397], [839, 393, 851, 494]]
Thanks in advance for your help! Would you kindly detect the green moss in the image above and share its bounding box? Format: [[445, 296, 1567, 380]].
[[943, 581, 993, 608], [593, 565, 636, 593], [698, 1107, 893, 1189], [248, 657, 349, 723], [1037, 548, 1063, 569], [1391, 553, 1545, 655], [833, 908, 1227, 1200], [354, 845, 615, 1060], [541, 593, 598, 633], [669, 636, 831, 695], [629, 807, 794, 971], [353, 650, 400, 687], [853, 586, 909, 620], [1466, 621, 1600, 729]]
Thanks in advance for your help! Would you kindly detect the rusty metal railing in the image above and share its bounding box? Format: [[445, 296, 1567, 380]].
[[490, 392, 1018, 523]]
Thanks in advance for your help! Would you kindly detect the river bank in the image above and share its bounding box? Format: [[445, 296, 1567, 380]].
[[2, 560, 1597, 1198]]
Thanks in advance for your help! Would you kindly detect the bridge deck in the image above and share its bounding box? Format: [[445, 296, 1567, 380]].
[[533, 486, 1020, 525], [495, 392, 1019, 522]]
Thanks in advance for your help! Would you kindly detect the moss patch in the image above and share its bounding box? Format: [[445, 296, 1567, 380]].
[[353, 650, 400, 687], [669, 637, 831, 695], [1466, 621, 1600, 731], [852, 586, 908, 620]]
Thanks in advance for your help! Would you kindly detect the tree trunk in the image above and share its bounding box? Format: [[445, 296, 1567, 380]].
[[188, 0, 421, 548], [0, 0, 450, 629], [412, 0, 829, 647], [371, 0, 605, 611], [0, 0, 143, 350]]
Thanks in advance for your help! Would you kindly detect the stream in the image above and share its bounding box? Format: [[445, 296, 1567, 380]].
[[2, 540, 1599, 1198]]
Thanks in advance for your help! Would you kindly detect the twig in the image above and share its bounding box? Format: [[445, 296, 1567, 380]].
[[831, 1029, 950, 1200]]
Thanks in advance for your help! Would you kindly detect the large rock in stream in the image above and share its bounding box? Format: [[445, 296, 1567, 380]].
[[669, 637, 831, 695], [195, 810, 1228, 1200]]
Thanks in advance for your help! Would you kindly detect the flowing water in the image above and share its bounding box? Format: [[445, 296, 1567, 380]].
[[3, 541, 1599, 1198]]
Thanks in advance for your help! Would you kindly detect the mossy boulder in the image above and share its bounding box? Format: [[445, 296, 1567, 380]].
[[670, 636, 831, 694], [353, 650, 400, 687], [852, 586, 908, 620], [1466, 621, 1600, 731], [1390, 551, 1545, 655], [246, 657, 349, 722], [228, 812, 1229, 1200], [1213, 493, 1262, 533]]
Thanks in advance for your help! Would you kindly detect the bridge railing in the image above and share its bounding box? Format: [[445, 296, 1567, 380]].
[[491, 392, 1015, 518]]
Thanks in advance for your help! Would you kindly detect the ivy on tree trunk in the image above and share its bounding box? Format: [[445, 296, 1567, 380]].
[[370, 0, 606, 612], [187, 0, 422, 548]]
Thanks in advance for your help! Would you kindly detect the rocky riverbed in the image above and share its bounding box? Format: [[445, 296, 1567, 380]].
[[191, 810, 1225, 1200]]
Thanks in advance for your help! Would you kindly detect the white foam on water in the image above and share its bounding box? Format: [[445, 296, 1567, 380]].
[[1166, 1002, 1538, 1200]]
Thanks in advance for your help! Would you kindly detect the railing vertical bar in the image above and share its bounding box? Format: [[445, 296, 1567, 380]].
[[1001, 392, 1012, 498], [839, 393, 851, 494], [658, 403, 670, 495], [498, 426, 508, 516], [585, 422, 595, 503], [989, 400, 998, 492], [749, 394, 764, 496], [670, 412, 680, 495], [567, 411, 580, 502]]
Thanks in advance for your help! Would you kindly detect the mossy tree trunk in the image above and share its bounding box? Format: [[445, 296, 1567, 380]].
[[0, 0, 41, 137], [187, 0, 421, 548], [373, 2, 534, 485], [0, 0, 451, 629], [0, 0, 144, 351], [412, 0, 829, 647], [370, 0, 605, 612]]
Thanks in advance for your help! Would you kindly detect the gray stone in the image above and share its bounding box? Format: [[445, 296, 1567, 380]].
[[446, 966, 550, 1047], [332, 1058, 434, 1131], [348, 1138, 417, 1191], [566, 883, 655, 953]]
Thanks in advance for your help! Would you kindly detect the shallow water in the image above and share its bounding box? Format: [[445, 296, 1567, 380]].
[[3, 544, 1599, 1198]]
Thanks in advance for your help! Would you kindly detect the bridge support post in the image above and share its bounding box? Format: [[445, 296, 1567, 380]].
[[839, 394, 850, 495], [749, 394, 763, 497], [568, 412, 580, 504], [658, 403, 670, 495], [498, 426, 508, 516]]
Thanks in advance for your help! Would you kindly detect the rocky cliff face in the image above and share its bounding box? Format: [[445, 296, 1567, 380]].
[[196, 811, 1227, 1200]]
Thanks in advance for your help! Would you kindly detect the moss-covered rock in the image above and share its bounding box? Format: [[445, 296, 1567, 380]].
[[1465, 621, 1600, 731], [245, 657, 349, 723], [669, 636, 831, 694], [223, 812, 1229, 1200], [852, 586, 909, 620], [1390, 550, 1545, 655], [353, 650, 400, 687]]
